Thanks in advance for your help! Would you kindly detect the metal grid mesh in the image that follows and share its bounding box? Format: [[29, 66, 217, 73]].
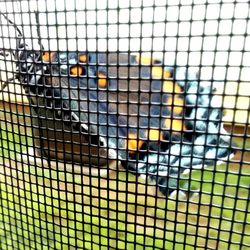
[[0, 0, 249, 249]]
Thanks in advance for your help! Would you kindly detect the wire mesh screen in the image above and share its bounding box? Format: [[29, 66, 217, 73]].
[[0, 0, 249, 249]]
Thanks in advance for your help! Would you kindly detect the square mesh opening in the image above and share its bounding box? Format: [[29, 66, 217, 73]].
[[0, 1, 249, 249]]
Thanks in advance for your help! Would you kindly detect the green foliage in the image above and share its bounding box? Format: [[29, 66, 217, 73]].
[[0, 128, 250, 249]]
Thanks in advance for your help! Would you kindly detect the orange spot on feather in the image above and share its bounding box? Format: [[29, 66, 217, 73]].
[[136, 54, 164, 65], [152, 67, 171, 79], [147, 129, 163, 141], [164, 119, 185, 131], [166, 95, 184, 115], [42, 52, 55, 62], [163, 81, 182, 93], [136, 55, 152, 65], [79, 54, 87, 63], [98, 73, 107, 88], [127, 132, 144, 152], [70, 66, 83, 76]]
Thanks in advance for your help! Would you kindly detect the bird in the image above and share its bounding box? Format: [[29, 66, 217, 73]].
[[16, 46, 236, 198]]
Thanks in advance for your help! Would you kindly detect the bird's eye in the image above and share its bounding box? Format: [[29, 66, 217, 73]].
[[70, 65, 85, 76]]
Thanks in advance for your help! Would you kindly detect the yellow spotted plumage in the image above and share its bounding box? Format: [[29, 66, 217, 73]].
[[163, 80, 182, 93], [166, 95, 184, 115], [152, 66, 171, 79], [147, 129, 163, 141], [164, 118, 185, 132]]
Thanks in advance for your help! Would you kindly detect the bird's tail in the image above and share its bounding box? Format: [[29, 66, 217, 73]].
[[133, 66, 236, 198]]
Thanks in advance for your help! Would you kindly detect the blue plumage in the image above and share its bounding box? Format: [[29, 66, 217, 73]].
[[16, 47, 236, 198]]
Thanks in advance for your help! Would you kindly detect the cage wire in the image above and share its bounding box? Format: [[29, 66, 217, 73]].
[[0, 0, 249, 249]]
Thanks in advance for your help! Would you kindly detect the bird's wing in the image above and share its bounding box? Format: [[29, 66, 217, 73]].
[[17, 49, 236, 197]]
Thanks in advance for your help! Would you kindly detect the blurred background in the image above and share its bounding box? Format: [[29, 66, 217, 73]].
[[0, 0, 249, 123]]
